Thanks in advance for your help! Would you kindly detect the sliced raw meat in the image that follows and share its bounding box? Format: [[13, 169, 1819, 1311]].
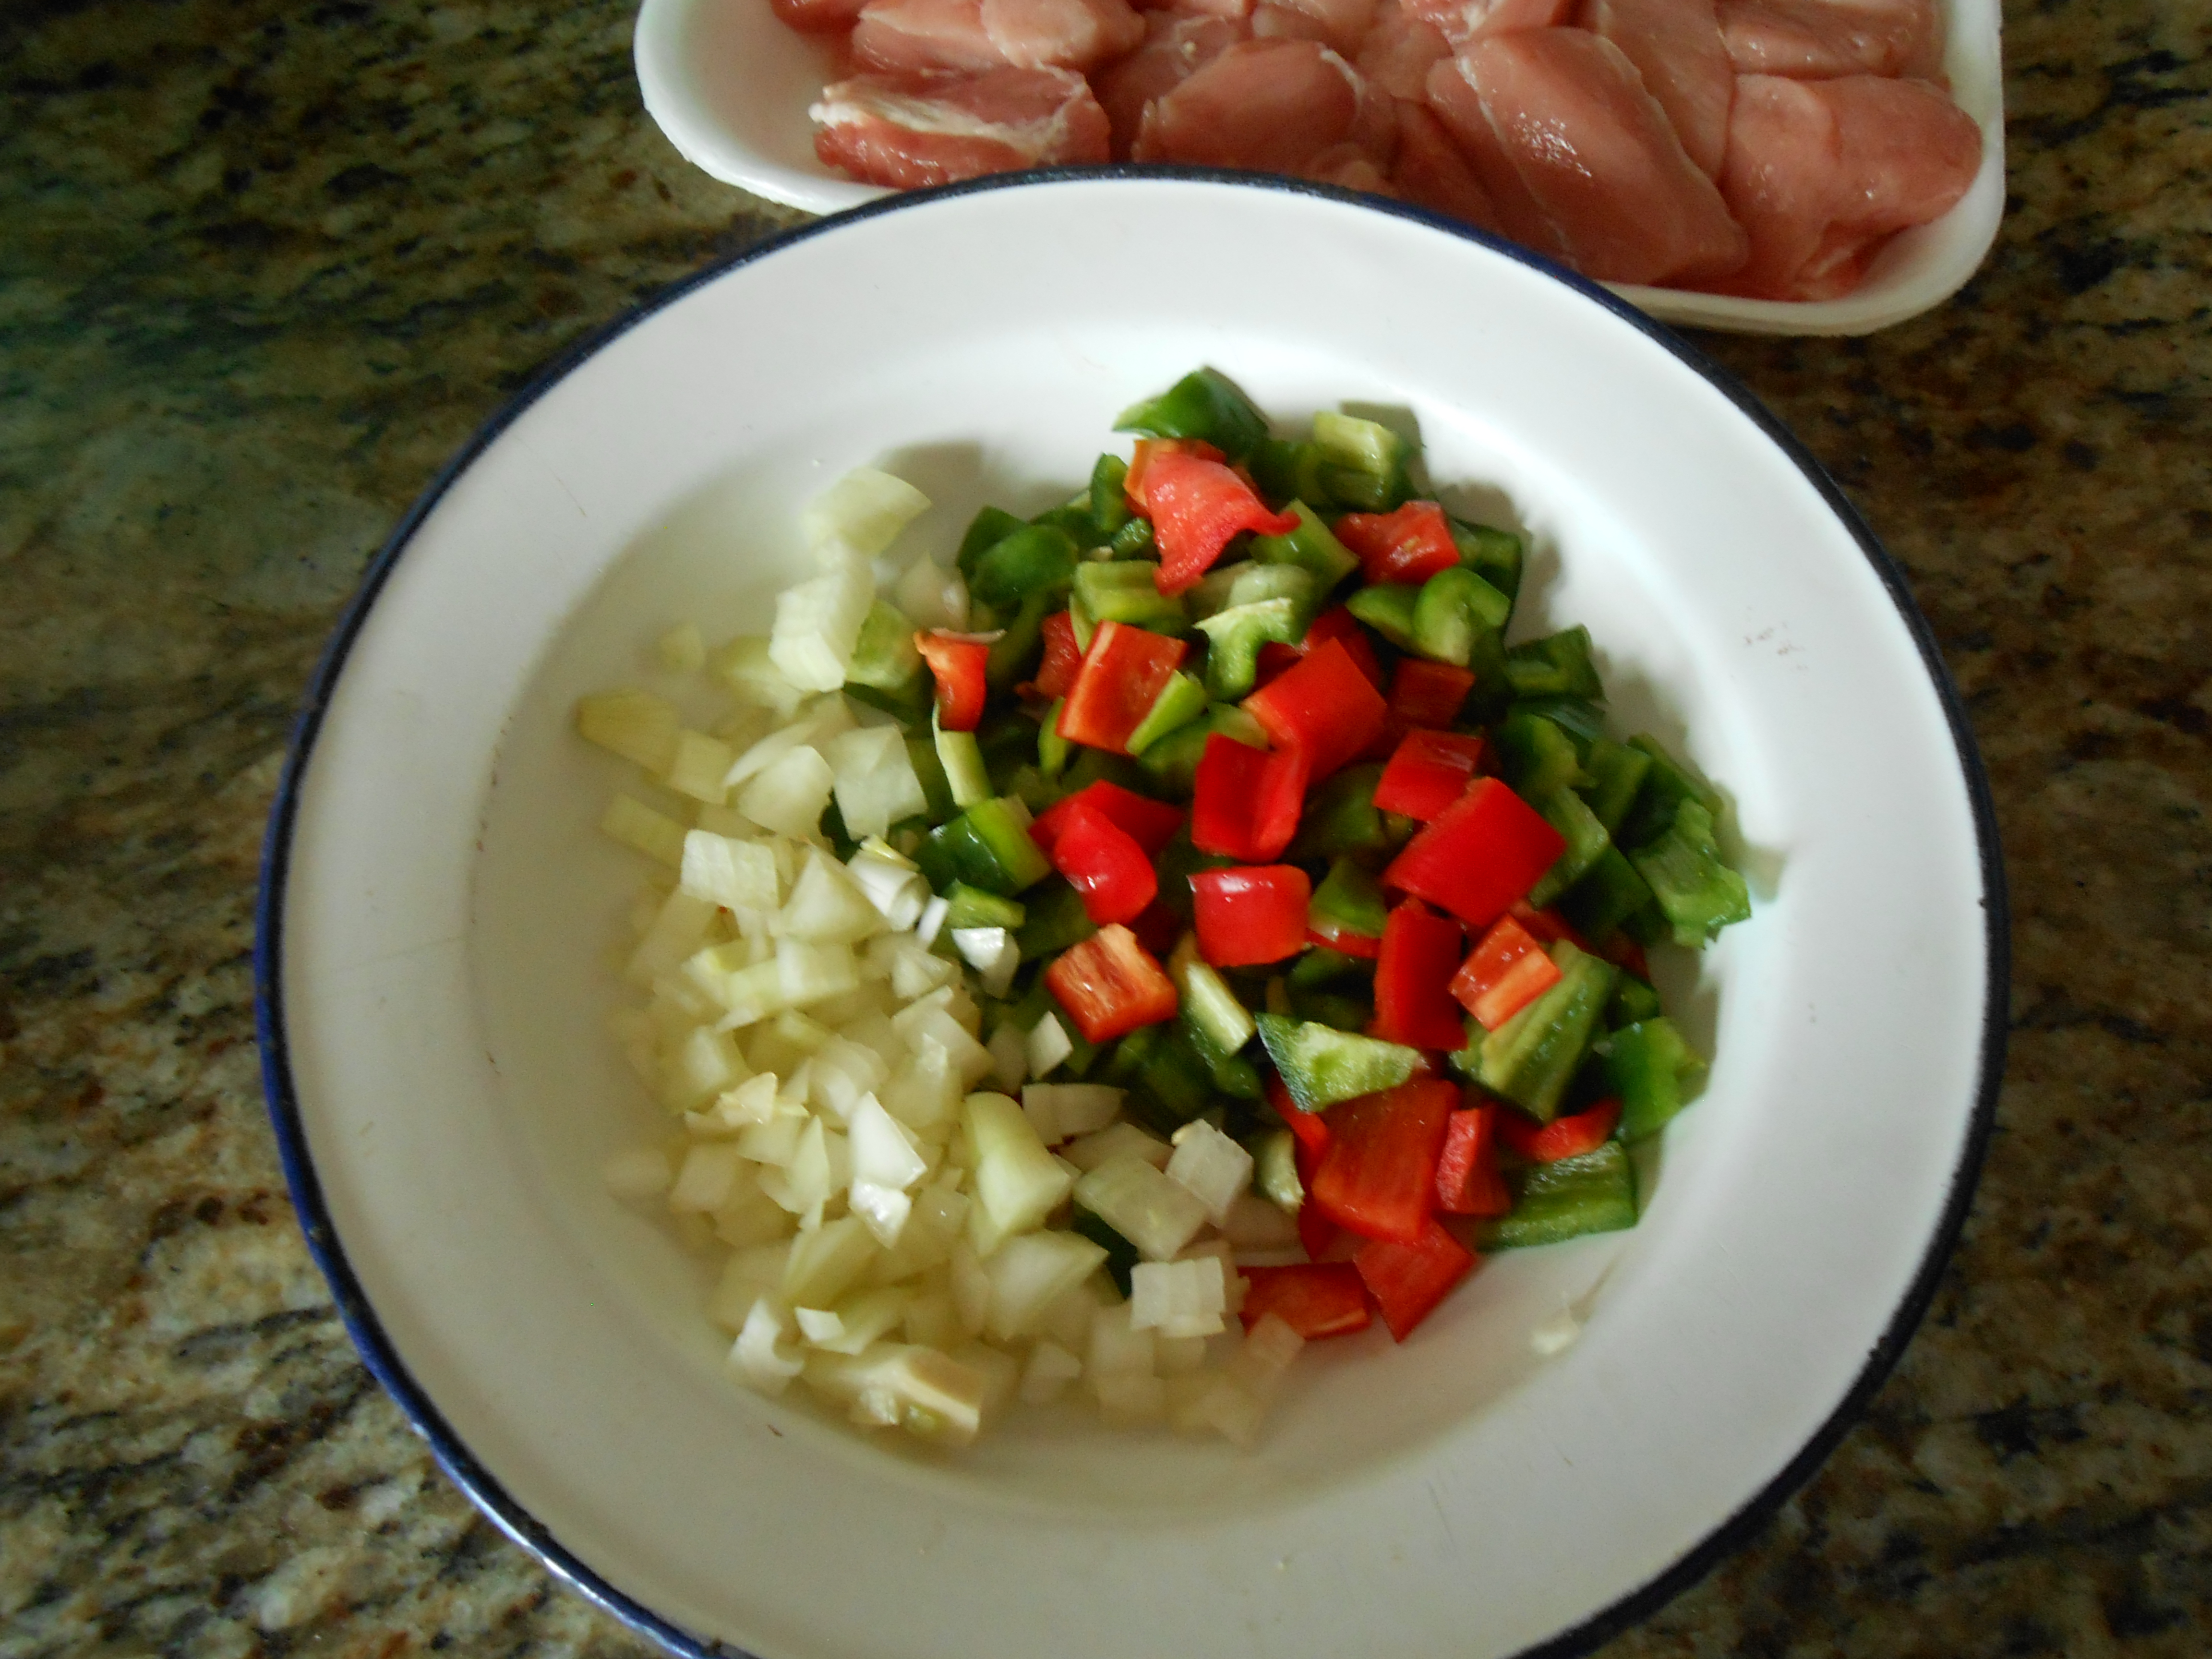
[[984, 0, 1147, 69], [852, 0, 1006, 71], [1251, 0, 1378, 55], [1094, 10, 1250, 154], [1427, 30, 1748, 284], [1302, 141, 1395, 192], [1356, 1, 1454, 97], [812, 66, 1114, 185], [1175, 0, 1258, 17], [1717, 0, 1944, 81], [1390, 99, 1507, 232], [770, 0, 870, 33], [1584, 0, 1734, 178], [1406, 0, 1574, 45], [1705, 72, 1979, 299], [1132, 38, 1365, 171]]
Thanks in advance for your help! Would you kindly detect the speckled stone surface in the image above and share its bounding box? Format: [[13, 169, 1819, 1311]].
[[1, 0, 2206, 1654]]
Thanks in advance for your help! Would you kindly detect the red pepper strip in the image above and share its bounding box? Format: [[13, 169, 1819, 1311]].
[[1019, 609, 1082, 701], [1309, 1078, 1458, 1244], [1044, 923, 1178, 1044], [1355, 1217, 1476, 1341], [1238, 1263, 1373, 1340], [1140, 450, 1300, 596], [1127, 898, 1184, 960], [1450, 913, 1563, 1031], [1048, 802, 1158, 926], [1251, 640, 1302, 692], [1305, 924, 1382, 961], [1057, 621, 1188, 756], [1498, 1097, 1623, 1162], [1372, 729, 1490, 821], [1510, 900, 1591, 952], [1390, 658, 1477, 728], [1190, 865, 1312, 968], [914, 630, 992, 732], [1190, 734, 1306, 863], [1123, 436, 1225, 511], [1297, 1156, 1340, 1261], [1434, 1106, 1511, 1216], [1242, 637, 1389, 782], [1384, 777, 1567, 931], [1334, 501, 1462, 586], [1369, 901, 1470, 1050], [1029, 780, 1184, 859]]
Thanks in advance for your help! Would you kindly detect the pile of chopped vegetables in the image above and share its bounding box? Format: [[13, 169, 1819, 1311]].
[[581, 370, 1751, 1448]]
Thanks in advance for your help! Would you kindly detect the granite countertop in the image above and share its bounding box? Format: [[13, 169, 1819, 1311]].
[[2, 0, 2206, 1653]]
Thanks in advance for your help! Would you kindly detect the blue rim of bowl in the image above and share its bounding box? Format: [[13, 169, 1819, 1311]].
[[254, 165, 2009, 1659]]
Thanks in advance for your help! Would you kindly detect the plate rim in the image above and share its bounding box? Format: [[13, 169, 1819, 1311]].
[[253, 168, 2010, 1659]]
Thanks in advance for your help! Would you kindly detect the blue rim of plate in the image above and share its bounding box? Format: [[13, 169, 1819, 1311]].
[[254, 165, 2010, 1659]]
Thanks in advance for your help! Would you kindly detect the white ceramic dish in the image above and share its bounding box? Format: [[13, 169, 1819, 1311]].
[[632, 0, 2006, 337], [258, 175, 2004, 1659]]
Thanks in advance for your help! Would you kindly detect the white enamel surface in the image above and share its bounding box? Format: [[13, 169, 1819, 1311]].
[[274, 178, 1994, 1659], [632, 0, 2005, 337]]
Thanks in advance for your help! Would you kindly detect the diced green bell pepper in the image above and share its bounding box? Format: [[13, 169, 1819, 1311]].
[[933, 711, 991, 808], [1249, 500, 1360, 592], [1286, 763, 1388, 862], [1410, 565, 1513, 668], [1526, 787, 1612, 908], [1073, 560, 1186, 633], [1089, 453, 1133, 538], [1346, 581, 1419, 649], [1492, 709, 1592, 802], [1014, 878, 1096, 958], [1601, 1016, 1705, 1140], [1504, 625, 1604, 699], [845, 598, 924, 690], [967, 522, 1078, 611], [1037, 697, 1072, 781], [905, 733, 956, 824], [1031, 496, 1106, 548], [1180, 1008, 1262, 1099], [1124, 670, 1209, 757], [942, 882, 1025, 932], [1628, 798, 1751, 946], [1248, 439, 1332, 511], [1309, 856, 1388, 942], [1255, 1013, 1420, 1114], [1515, 696, 1606, 751], [1576, 735, 1652, 835], [1605, 973, 1663, 1030], [1109, 517, 1155, 559], [1250, 1128, 1302, 1213], [1197, 597, 1305, 698], [1558, 844, 1656, 943], [913, 797, 1051, 898], [1311, 411, 1415, 512], [1478, 941, 1618, 1122], [1114, 367, 1269, 460], [1617, 734, 1725, 850], [1450, 517, 1523, 601], [1479, 1141, 1637, 1250], [1153, 831, 1235, 923], [1109, 1022, 1219, 1132]]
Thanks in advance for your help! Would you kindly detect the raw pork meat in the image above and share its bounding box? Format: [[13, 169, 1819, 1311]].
[[1390, 98, 1507, 230], [1356, 1, 1454, 96], [1252, 0, 1380, 55], [1707, 71, 1979, 298], [852, 0, 1144, 72], [1583, 0, 1734, 178], [1428, 29, 1748, 283], [771, 0, 871, 33], [811, 65, 1114, 185], [1094, 10, 1249, 153], [1717, 0, 1944, 81], [1132, 38, 1366, 172], [1406, 0, 1574, 44]]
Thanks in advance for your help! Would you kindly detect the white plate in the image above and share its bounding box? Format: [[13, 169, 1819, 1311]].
[[259, 175, 2005, 1659], [633, 0, 2006, 336]]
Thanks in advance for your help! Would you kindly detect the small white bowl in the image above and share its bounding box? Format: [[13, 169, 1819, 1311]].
[[258, 175, 2005, 1659], [632, 0, 2006, 336]]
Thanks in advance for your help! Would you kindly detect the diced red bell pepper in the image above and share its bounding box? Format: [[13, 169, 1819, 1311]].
[[1020, 609, 1083, 701], [1190, 865, 1312, 968], [1333, 501, 1463, 586], [1043, 923, 1178, 1044], [1126, 898, 1184, 960], [1242, 637, 1389, 782], [1028, 780, 1184, 859], [1048, 802, 1158, 926], [1309, 1078, 1458, 1244], [1057, 621, 1188, 756], [1123, 436, 1225, 511], [1369, 901, 1470, 1051], [1450, 913, 1564, 1031], [1389, 659, 1477, 729], [1434, 1105, 1512, 1216], [914, 630, 992, 732], [1509, 900, 1589, 951], [1497, 1097, 1622, 1163], [1190, 734, 1306, 863], [1303, 606, 1386, 689], [1305, 924, 1382, 960], [1383, 777, 1567, 930], [1137, 449, 1300, 596], [1272, 1073, 1332, 1159], [1372, 729, 1490, 822], [1238, 1263, 1372, 1340], [1355, 1217, 1476, 1341], [1599, 931, 1652, 983]]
